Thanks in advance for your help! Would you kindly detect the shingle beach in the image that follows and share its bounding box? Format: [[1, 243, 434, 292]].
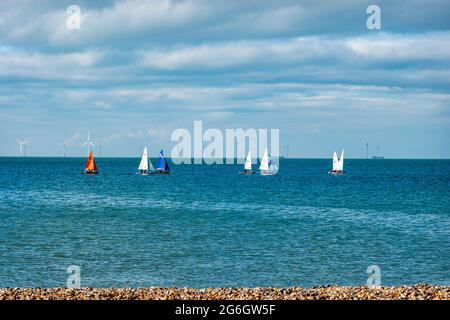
[[1, 285, 448, 300]]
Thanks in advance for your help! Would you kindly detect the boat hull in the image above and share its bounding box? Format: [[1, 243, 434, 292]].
[[82, 170, 99, 175], [136, 170, 154, 175], [260, 169, 277, 176], [154, 170, 170, 174], [328, 170, 344, 175]]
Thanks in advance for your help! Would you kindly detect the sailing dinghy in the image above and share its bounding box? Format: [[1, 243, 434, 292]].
[[240, 151, 255, 174], [268, 157, 278, 175], [329, 150, 344, 174], [82, 150, 99, 174], [155, 150, 170, 174], [259, 148, 278, 175], [137, 146, 155, 175]]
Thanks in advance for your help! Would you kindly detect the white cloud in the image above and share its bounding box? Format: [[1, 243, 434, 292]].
[[0, 50, 103, 79], [36, 0, 214, 48], [346, 32, 450, 60], [0, 1, 307, 49], [148, 127, 168, 140], [102, 127, 168, 144], [205, 111, 233, 121], [139, 37, 333, 69], [94, 101, 113, 110], [1, 0, 450, 52], [102, 130, 146, 143], [64, 133, 81, 146], [140, 32, 450, 70], [0, 1, 449, 157], [1, 30, 449, 89]]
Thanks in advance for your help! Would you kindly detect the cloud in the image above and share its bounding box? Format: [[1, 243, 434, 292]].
[[1, 0, 215, 49], [205, 111, 234, 121], [148, 127, 169, 140], [102, 130, 146, 143], [138, 36, 339, 70], [1, 31, 448, 90], [346, 32, 450, 61], [102, 127, 168, 144], [139, 32, 450, 70], [0, 1, 449, 157], [64, 133, 81, 146], [0, 50, 103, 79], [1, 0, 450, 52], [94, 101, 113, 110]]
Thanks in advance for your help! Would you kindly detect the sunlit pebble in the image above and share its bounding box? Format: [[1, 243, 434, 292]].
[[0, 285, 448, 300]]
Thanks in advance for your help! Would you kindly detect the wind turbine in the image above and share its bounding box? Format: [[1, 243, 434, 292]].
[[17, 139, 29, 157], [81, 131, 95, 155]]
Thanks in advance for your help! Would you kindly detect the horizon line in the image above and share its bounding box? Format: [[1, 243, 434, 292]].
[[1, 156, 450, 160]]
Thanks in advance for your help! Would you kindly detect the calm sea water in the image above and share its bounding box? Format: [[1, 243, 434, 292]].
[[0, 157, 449, 288]]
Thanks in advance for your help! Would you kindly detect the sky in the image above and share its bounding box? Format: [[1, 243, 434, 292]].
[[0, 0, 449, 158]]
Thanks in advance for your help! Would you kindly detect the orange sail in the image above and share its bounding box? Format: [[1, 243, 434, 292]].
[[84, 150, 98, 171]]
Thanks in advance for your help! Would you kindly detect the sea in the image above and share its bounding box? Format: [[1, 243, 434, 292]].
[[0, 157, 449, 288]]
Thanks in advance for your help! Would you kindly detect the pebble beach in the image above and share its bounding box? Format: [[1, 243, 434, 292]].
[[1, 285, 448, 300]]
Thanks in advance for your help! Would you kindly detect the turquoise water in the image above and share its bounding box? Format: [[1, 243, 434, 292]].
[[0, 157, 449, 288]]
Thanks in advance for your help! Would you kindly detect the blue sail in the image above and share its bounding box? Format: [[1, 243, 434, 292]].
[[164, 159, 170, 171], [157, 150, 166, 170]]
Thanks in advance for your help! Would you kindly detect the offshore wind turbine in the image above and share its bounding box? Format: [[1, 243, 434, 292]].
[[81, 131, 95, 155], [16, 139, 29, 157]]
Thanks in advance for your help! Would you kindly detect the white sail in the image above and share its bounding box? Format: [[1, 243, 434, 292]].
[[138, 146, 149, 171], [332, 151, 339, 171], [149, 158, 155, 171], [244, 151, 252, 171], [337, 150, 344, 171], [259, 148, 269, 171]]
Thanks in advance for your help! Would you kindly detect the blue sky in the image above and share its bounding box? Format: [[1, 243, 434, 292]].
[[0, 0, 449, 158]]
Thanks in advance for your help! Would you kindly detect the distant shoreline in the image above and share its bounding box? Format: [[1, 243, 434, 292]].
[[1, 285, 448, 300], [1, 156, 450, 160]]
